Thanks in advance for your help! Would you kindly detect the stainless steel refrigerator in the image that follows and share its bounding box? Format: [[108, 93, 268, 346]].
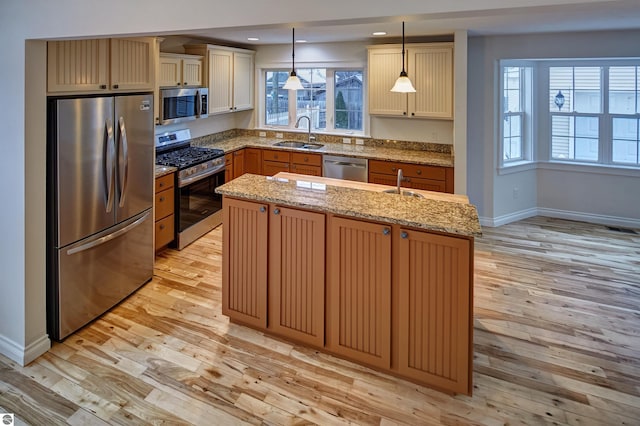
[[47, 94, 154, 340]]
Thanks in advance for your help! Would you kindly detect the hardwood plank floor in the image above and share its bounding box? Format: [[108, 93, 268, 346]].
[[1, 216, 639, 425]]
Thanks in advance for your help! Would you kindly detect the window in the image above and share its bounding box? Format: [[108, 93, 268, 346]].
[[499, 63, 532, 166], [549, 66, 601, 162], [610, 66, 640, 165], [263, 68, 364, 134]]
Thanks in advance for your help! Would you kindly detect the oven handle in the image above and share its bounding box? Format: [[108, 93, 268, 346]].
[[178, 164, 225, 188]]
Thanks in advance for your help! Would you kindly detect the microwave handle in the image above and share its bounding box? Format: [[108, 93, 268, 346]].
[[196, 89, 202, 117]]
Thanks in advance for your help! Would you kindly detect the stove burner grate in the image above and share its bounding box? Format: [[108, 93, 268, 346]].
[[156, 146, 225, 169]]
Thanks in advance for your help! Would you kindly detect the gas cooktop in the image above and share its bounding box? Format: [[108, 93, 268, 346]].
[[156, 146, 225, 169]]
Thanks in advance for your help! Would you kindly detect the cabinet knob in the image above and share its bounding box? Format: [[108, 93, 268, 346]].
[[259, 206, 266, 213], [382, 227, 390, 236], [273, 208, 280, 215], [401, 231, 408, 239], [304, 157, 309, 162], [159, 182, 164, 188], [159, 196, 165, 202], [416, 169, 422, 175], [100, 84, 107, 90], [411, 112, 415, 116], [184, 82, 188, 85], [159, 224, 165, 230], [113, 84, 119, 89], [392, 167, 396, 172], [403, 112, 407, 116]]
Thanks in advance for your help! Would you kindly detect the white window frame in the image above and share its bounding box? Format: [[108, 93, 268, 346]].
[[259, 67, 368, 137], [498, 61, 534, 171]]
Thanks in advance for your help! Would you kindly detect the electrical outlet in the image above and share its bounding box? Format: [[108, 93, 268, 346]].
[[275, 132, 284, 139], [355, 138, 364, 145], [342, 137, 351, 144], [259, 131, 266, 137], [513, 187, 519, 199]]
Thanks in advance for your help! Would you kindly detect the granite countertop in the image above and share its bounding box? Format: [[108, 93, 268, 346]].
[[216, 173, 481, 237], [155, 165, 177, 178], [194, 136, 454, 168]]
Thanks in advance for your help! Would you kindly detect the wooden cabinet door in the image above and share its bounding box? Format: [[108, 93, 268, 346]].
[[291, 164, 322, 176], [368, 47, 407, 116], [368, 172, 398, 187], [208, 49, 233, 114], [182, 57, 203, 87], [224, 153, 234, 182], [158, 54, 181, 87], [232, 149, 245, 179], [326, 216, 392, 369], [405, 177, 447, 192], [244, 148, 262, 175], [397, 229, 472, 395], [222, 197, 269, 328], [408, 45, 453, 119], [47, 39, 109, 93], [263, 161, 289, 176], [269, 206, 325, 347], [233, 52, 254, 111], [110, 38, 154, 91]]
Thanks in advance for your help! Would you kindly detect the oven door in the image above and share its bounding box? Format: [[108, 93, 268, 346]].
[[175, 167, 224, 249]]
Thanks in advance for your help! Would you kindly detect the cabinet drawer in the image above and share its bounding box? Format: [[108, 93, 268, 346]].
[[155, 188, 174, 221], [291, 152, 322, 166], [262, 150, 290, 163], [369, 160, 446, 181], [262, 161, 290, 176], [291, 164, 322, 176], [155, 173, 174, 192], [155, 215, 174, 250], [224, 153, 233, 166], [406, 177, 446, 192]]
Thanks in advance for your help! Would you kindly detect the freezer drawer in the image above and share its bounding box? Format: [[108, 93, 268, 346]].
[[52, 209, 153, 340]]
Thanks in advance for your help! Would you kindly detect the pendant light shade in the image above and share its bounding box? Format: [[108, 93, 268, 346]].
[[390, 21, 416, 93], [282, 27, 304, 91]]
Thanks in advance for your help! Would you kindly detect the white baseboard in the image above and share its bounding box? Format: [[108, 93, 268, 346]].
[[0, 333, 50, 366], [537, 208, 640, 229], [480, 208, 538, 228], [481, 208, 640, 229]]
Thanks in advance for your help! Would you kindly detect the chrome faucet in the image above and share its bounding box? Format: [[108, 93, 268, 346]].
[[397, 168, 403, 194], [295, 115, 316, 143]]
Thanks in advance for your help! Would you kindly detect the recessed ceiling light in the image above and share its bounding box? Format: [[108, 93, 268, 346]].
[[373, 31, 387, 36], [296, 39, 307, 43], [247, 37, 259, 41]]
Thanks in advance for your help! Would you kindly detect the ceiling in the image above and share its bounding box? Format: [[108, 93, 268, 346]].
[[178, 1, 640, 46]]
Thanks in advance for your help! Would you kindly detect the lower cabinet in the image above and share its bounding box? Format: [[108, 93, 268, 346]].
[[222, 198, 268, 328], [326, 217, 391, 369], [368, 159, 453, 193], [396, 229, 472, 395], [244, 148, 262, 175], [154, 173, 175, 251], [268, 206, 325, 347], [222, 196, 473, 395]]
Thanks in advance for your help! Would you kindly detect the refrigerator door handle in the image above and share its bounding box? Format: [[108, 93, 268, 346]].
[[66, 211, 151, 256], [105, 118, 115, 213], [117, 116, 129, 207]]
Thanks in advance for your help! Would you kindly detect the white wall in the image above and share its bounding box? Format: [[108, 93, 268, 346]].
[[467, 30, 640, 227]]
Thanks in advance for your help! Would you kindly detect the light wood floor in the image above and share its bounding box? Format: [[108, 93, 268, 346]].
[[1, 217, 639, 425]]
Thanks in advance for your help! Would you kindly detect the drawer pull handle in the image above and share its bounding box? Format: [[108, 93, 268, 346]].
[[401, 231, 408, 239]]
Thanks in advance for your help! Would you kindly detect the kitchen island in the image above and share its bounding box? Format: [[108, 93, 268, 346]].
[[215, 173, 481, 395]]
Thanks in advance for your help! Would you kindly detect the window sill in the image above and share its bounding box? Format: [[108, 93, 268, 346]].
[[498, 161, 536, 175], [539, 161, 640, 177]]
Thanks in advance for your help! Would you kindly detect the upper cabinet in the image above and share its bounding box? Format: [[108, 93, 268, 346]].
[[158, 53, 203, 88], [368, 43, 453, 119], [185, 44, 255, 115], [48, 37, 155, 94]]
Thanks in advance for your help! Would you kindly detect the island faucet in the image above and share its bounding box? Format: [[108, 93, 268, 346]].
[[295, 115, 316, 143], [397, 168, 404, 194]]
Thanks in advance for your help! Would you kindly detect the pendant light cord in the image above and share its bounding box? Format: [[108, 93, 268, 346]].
[[291, 28, 296, 74], [401, 21, 407, 75]]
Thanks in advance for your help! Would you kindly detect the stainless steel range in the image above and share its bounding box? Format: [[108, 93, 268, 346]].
[[155, 129, 225, 249]]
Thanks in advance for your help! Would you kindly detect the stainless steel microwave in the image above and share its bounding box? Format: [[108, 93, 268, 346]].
[[159, 87, 208, 125]]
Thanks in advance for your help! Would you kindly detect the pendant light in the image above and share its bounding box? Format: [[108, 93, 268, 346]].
[[283, 27, 304, 91], [390, 21, 416, 93]]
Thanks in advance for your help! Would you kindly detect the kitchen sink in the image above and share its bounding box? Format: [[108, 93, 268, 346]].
[[382, 188, 424, 198], [273, 140, 324, 150]]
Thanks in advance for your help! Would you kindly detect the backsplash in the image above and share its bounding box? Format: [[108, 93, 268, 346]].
[[192, 129, 452, 154]]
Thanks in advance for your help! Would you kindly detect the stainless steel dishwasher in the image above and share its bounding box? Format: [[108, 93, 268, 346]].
[[323, 154, 368, 182]]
